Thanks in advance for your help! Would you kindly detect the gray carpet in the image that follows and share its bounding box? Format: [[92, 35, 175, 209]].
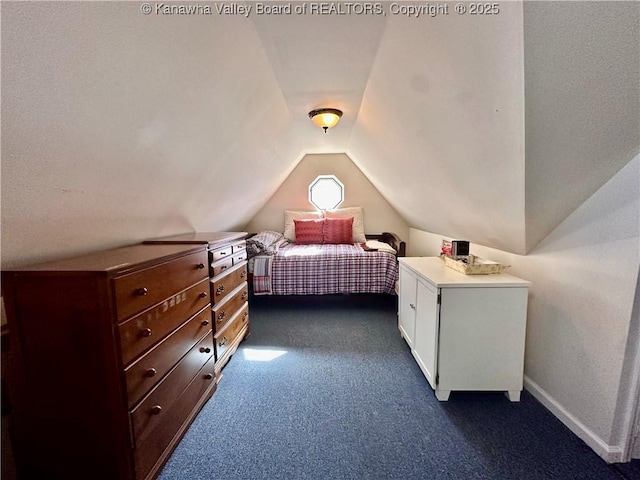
[[159, 294, 638, 480]]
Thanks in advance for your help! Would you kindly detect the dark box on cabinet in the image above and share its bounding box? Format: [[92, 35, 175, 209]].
[[451, 240, 470, 257]]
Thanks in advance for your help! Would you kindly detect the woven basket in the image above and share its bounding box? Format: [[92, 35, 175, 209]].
[[440, 255, 507, 275]]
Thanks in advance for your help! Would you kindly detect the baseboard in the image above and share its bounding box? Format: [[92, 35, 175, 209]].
[[524, 375, 625, 464]]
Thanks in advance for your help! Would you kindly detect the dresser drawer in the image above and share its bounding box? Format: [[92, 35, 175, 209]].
[[211, 262, 247, 305], [125, 306, 212, 408], [232, 250, 247, 264], [211, 257, 233, 277], [118, 279, 210, 366], [210, 245, 232, 263], [215, 303, 249, 360], [130, 333, 214, 446], [114, 250, 208, 322], [134, 354, 216, 480], [231, 240, 246, 253], [212, 283, 248, 332]]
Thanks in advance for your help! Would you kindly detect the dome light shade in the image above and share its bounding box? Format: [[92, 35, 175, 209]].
[[308, 108, 343, 133]]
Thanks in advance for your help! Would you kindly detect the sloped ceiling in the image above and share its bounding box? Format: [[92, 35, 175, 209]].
[[348, 2, 527, 253], [251, 9, 386, 153], [522, 1, 640, 251], [1, 1, 638, 267]]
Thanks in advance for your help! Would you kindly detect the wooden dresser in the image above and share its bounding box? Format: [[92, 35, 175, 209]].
[[144, 232, 250, 376], [2, 244, 217, 480]]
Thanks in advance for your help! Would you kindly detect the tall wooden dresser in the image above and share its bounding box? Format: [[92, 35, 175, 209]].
[[2, 244, 217, 480], [143, 232, 250, 377]]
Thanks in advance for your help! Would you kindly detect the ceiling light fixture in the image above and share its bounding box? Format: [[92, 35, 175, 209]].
[[308, 108, 343, 133]]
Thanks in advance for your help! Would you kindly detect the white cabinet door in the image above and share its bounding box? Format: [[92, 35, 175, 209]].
[[437, 287, 528, 395], [412, 278, 439, 390], [398, 265, 417, 348]]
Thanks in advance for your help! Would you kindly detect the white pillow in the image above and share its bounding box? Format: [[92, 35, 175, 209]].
[[284, 210, 322, 242], [324, 206, 366, 243], [365, 240, 397, 254]]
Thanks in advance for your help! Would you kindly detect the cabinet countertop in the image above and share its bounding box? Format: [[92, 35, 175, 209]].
[[399, 257, 531, 288]]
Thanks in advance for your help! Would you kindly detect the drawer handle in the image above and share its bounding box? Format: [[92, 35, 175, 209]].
[[241, 291, 248, 300], [200, 347, 212, 354], [219, 337, 227, 347], [197, 263, 206, 269], [144, 368, 157, 378], [409, 303, 416, 309], [216, 285, 225, 296], [204, 373, 214, 380], [240, 270, 246, 278], [199, 292, 208, 299], [217, 311, 226, 322], [220, 265, 228, 271], [220, 251, 227, 256], [140, 328, 153, 338], [201, 319, 210, 326], [243, 311, 248, 320], [150, 405, 162, 415], [135, 287, 148, 296]]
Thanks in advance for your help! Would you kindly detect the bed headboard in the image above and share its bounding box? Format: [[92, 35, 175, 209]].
[[365, 232, 406, 257]]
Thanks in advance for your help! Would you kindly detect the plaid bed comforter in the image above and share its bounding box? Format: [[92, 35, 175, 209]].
[[257, 243, 398, 295]]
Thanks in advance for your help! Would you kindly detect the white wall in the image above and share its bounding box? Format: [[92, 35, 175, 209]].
[[349, 1, 526, 254], [0, 2, 302, 269], [523, 1, 640, 251], [408, 155, 640, 462], [615, 271, 640, 459], [244, 153, 409, 240]]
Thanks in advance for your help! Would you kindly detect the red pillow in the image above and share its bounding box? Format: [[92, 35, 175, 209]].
[[293, 219, 324, 244], [323, 217, 354, 244]]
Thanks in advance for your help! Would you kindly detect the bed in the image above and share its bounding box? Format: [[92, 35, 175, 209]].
[[247, 207, 406, 296]]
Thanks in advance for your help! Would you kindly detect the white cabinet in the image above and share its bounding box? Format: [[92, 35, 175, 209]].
[[398, 257, 531, 402]]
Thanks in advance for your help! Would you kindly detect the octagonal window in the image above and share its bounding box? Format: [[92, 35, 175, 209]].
[[308, 175, 344, 210]]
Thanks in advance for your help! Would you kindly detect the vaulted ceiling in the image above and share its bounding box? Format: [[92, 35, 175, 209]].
[[1, 1, 638, 267]]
